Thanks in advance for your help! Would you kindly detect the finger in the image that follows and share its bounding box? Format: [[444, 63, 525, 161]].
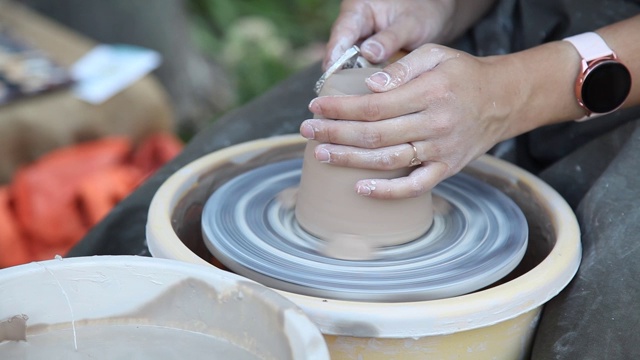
[[354, 162, 450, 199], [310, 47, 457, 121], [324, 3, 374, 69], [314, 142, 424, 170], [359, 15, 426, 64], [308, 84, 426, 122], [365, 44, 454, 92], [300, 113, 430, 149]]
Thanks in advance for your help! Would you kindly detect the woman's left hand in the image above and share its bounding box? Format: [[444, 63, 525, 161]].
[[301, 44, 520, 199]]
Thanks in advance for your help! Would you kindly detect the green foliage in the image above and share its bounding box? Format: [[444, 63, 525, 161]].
[[188, 0, 340, 106]]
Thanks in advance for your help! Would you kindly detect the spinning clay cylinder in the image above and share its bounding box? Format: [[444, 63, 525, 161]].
[[295, 67, 433, 259]]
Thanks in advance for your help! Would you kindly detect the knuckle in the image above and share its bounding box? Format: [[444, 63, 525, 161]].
[[407, 181, 427, 198], [386, 60, 410, 83], [333, 17, 358, 34], [380, 30, 401, 49], [361, 128, 383, 148], [319, 102, 339, 119], [431, 117, 454, 136], [324, 126, 342, 144], [374, 153, 398, 170], [331, 151, 349, 166], [361, 98, 383, 120], [428, 142, 444, 158], [429, 71, 453, 92]]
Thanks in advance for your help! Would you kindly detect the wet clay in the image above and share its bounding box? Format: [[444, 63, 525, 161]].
[[0, 277, 297, 360], [0, 315, 28, 342], [0, 324, 260, 359], [295, 68, 433, 259]]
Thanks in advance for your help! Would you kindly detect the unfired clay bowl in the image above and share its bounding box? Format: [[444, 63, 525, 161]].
[[146, 134, 582, 360]]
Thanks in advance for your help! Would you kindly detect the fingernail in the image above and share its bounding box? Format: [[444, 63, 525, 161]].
[[357, 180, 376, 196], [362, 41, 384, 62], [308, 98, 320, 113], [316, 147, 330, 162], [356, 184, 372, 196], [300, 122, 315, 139], [366, 71, 391, 88]]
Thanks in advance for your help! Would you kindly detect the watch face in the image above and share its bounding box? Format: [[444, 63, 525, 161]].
[[582, 60, 632, 114]]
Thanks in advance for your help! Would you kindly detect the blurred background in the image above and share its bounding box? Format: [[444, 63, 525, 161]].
[[0, 0, 340, 268], [189, 0, 340, 112], [21, 0, 341, 139]]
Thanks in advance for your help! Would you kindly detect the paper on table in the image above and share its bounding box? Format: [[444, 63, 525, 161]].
[[71, 44, 161, 104]]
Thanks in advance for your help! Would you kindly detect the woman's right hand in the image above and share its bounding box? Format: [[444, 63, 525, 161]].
[[323, 0, 498, 70], [324, 0, 456, 69]]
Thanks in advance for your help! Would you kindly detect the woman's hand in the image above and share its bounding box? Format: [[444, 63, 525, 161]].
[[304, 44, 521, 199], [323, 0, 497, 69], [314, 8, 640, 200]]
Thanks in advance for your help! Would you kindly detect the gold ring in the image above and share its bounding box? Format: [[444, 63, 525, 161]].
[[409, 142, 421, 167]]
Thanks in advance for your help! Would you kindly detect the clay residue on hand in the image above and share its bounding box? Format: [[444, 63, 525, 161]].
[[0, 315, 28, 342]]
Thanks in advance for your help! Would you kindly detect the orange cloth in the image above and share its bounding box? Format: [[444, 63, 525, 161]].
[[0, 133, 183, 268]]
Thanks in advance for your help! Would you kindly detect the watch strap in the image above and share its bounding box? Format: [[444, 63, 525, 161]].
[[563, 32, 614, 62]]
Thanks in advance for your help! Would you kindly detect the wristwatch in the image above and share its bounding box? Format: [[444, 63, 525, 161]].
[[563, 32, 631, 120]]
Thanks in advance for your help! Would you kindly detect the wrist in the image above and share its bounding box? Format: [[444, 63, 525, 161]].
[[503, 41, 585, 136]]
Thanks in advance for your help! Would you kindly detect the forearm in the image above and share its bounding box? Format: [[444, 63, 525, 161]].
[[598, 15, 640, 109], [499, 14, 640, 140]]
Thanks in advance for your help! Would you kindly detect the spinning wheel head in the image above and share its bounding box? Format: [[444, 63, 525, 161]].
[[202, 158, 528, 302]]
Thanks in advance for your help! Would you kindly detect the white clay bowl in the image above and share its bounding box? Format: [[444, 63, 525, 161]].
[[0, 255, 329, 360], [146, 134, 582, 359]]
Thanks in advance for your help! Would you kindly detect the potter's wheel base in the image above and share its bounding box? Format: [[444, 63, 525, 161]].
[[202, 159, 528, 302]]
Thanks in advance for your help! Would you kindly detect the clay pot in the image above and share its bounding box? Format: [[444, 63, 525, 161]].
[[295, 68, 433, 259]]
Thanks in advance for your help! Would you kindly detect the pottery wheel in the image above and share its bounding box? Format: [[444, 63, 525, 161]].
[[202, 159, 528, 302]]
